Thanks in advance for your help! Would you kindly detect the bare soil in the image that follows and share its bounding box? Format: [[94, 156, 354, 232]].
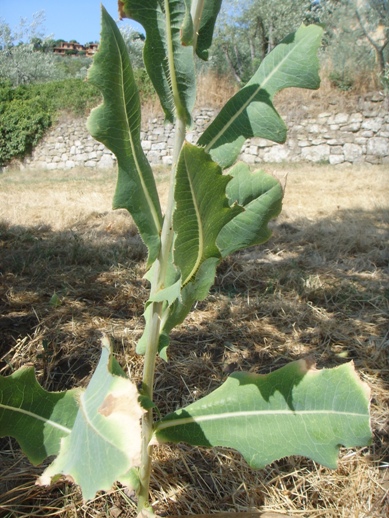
[[0, 163, 388, 517]]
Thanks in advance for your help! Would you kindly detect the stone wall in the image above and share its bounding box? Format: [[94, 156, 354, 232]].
[[22, 96, 389, 170]]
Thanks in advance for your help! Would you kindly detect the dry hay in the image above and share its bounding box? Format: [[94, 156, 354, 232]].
[[0, 164, 388, 517]]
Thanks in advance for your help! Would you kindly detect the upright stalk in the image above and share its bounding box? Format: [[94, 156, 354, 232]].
[[137, 300, 162, 512], [137, 0, 190, 510], [137, 114, 186, 516]]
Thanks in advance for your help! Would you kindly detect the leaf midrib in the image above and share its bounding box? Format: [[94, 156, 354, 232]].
[[182, 149, 204, 285], [203, 29, 312, 152], [0, 403, 72, 434], [111, 15, 161, 234], [156, 408, 368, 432]]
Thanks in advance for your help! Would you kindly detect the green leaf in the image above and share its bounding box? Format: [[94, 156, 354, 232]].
[[39, 336, 145, 500], [198, 24, 323, 168], [87, 6, 162, 265], [159, 256, 220, 359], [119, 0, 196, 124], [155, 360, 372, 469], [193, 0, 223, 60], [180, 0, 194, 46], [138, 143, 250, 360], [148, 277, 183, 306], [0, 368, 79, 465], [139, 256, 220, 360], [136, 258, 180, 356], [173, 142, 242, 285], [139, 150, 283, 360], [217, 162, 283, 257]]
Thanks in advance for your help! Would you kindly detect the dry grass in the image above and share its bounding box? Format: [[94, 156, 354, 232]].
[[195, 72, 238, 109], [0, 163, 388, 517], [140, 69, 384, 120], [140, 71, 239, 120]]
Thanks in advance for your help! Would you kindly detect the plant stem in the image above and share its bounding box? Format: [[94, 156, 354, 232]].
[[137, 2, 189, 511], [137, 300, 162, 512], [137, 116, 186, 513]]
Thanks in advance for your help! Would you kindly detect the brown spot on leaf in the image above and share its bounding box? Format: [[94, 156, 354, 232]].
[[99, 394, 118, 417], [118, 0, 127, 20], [98, 389, 145, 421]]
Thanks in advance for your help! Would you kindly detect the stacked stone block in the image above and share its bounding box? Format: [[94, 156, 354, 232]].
[[22, 98, 388, 170]]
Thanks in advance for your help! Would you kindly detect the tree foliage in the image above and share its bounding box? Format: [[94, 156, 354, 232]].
[[120, 25, 145, 68], [305, 0, 388, 89], [354, 0, 388, 75], [209, 0, 388, 89], [0, 44, 64, 85], [210, 0, 315, 83]]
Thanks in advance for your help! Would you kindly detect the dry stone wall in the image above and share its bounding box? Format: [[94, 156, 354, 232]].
[[22, 96, 389, 170]]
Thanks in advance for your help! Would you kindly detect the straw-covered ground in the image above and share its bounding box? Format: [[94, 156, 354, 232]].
[[0, 163, 388, 517]]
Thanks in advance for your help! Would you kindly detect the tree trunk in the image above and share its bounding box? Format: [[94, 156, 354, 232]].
[[222, 45, 242, 84], [256, 16, 267, 60], [267, 22, 274, 54], [355, 8, 389, 75]]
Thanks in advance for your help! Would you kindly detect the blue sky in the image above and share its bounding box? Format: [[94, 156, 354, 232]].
[[0, 0, 142, 44]]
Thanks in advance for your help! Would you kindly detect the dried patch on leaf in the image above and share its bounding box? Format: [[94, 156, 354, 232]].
[[37, 339, 145, 499], [118, 1, 126, 20]]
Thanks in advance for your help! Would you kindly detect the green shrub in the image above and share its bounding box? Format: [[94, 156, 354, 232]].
[[33, 79, 101, 115], [0, 72, 159, 166], [329, 70, 354, 91], [0, 79, 102, 166], [134, 68, 156, 103], [0, 96, 51, 166], [0, 79, 13, 102]]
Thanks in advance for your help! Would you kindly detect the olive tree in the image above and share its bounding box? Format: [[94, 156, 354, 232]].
[[0, 13, 62, 85], [211, 0, 314, 83]]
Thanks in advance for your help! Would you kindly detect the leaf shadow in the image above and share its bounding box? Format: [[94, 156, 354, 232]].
[[229, 361, 309, 411], [0, 205, 387, 515]]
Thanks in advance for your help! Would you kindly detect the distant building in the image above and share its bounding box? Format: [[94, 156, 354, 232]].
[[53, 42, 98, 57]]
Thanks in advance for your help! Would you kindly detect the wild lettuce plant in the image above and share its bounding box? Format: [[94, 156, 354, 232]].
[[0, 1, 371, 514]]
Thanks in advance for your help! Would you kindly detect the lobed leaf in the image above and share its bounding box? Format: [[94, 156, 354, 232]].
[[173, 142, 242, 285], [0, 367, 79, 465], [193, 0, 223, 60], [39, 336, 145, 500], [155, 360, 372, 469], [87, 6, 162, 265], [138, 147, 284, 360], [198, 24, 323, 168], [217, 162, 283, 257], [119, 0, 196, 124]]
